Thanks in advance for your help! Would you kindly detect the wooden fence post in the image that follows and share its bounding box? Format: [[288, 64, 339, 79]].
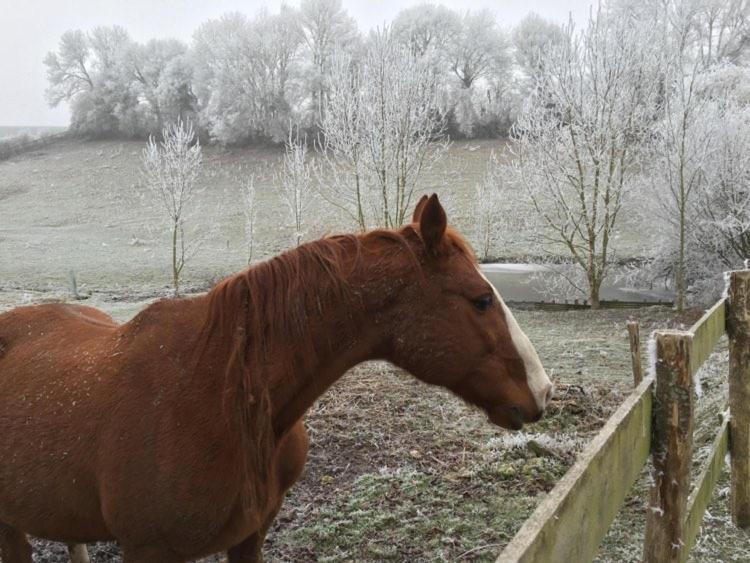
[[627, 321, 643, 386], [643, 332, 693, 563], [729, 270, 750, 529]]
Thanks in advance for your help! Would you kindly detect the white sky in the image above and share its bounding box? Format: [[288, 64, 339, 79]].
[[0, 0, 594, 126]]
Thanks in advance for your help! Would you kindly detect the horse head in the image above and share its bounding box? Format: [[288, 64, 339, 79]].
[[385, 194, 553, 430]]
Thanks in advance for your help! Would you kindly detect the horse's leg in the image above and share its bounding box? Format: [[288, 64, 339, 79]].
[[0, 522, 32, 563], [226, 505, 280, 563], [67, 543, 91, 563], [226, 530, 264, 563], [121, 545, 185, 563], [228, 422, 309, 563]]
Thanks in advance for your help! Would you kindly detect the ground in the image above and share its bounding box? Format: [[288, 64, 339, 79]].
[[0, 140, 748, 561]]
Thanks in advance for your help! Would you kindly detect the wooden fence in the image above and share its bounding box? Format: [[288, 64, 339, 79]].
[[508, 299, 673, 312], [496, 270, 750, 563]]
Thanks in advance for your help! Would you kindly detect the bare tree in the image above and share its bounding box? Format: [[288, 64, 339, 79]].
[[446, 10, 509, 90], [512, 13, 565, 85], [473, 151, 506, 261], [44, 26, 136, 136], [276, 125, 313, 246], [192, 10, 303, 143], [122, 38, 191, 131], [142, 119, 203, 296], [644, 1, 724, 310], [693, 0, 750, 66], [316, 51, 367, 229], [693, 101, 750, 266], [241, 172, 258, 264], [44, 30, 94, 106], [391, 4, 460, 57], [511, 10, 658, 308], [297, 0, 359, 120], [319, 30, 448, 229]]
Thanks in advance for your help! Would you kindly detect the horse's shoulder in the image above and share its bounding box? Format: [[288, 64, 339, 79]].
[[120, 296, 203, 336]]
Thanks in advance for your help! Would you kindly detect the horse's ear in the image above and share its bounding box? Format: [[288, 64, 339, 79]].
[[419, 194, 447, 251], [412, 194, 429, 223]]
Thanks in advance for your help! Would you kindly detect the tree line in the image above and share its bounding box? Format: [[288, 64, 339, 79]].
[[44, 0, 552, 143]]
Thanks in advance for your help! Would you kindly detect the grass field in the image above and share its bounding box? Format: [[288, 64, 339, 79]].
[[0, 139, 747, 561], [0, 138, 503, 294], [0, 138, 648, 297]]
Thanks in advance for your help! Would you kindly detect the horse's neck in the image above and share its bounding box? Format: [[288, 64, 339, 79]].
[[267, 240, 406, 437]]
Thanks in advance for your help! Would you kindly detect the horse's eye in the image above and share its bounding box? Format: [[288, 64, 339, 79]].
[[472, 294, 493, 312]]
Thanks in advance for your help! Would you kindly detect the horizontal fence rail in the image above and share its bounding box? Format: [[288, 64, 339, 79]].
[[683, 415, 730, 557], [497, 378, 653, 563], [689, 297, 726, 376]]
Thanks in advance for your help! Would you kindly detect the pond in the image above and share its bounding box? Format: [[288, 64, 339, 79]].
[[480, 263, 673, 304]]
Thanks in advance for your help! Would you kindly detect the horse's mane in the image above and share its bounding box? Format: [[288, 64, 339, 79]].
[[194, 226, 431, 509]]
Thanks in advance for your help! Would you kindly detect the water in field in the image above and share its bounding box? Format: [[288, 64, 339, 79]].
[[481, 263, 673, 304]]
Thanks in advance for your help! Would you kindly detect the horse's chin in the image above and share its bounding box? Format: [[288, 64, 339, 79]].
[[488, 406, 525, 430]]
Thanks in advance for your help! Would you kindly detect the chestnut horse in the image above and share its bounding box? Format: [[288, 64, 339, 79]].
[[0, 195, 552, 562]]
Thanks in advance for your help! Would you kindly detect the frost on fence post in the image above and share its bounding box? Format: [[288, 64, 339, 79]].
[[643, 331, 693, 563], [728, 270, 750, 529]]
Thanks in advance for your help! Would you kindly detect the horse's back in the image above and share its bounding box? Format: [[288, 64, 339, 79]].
[[0, 302, 117, 337], [0, 302, 117, 362], [0, 303, 120, 541]]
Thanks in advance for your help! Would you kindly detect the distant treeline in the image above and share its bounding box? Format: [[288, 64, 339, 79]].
[[0, 131, 70, 162], [43, 0, 562, 144]]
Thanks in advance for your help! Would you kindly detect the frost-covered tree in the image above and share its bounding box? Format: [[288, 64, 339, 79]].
[[361, 28, 449, 227], [122, 39, 194, 132], [639, 98, 750, 305], [241, 172, 258, 264], [45, 26, 136, 136], [473, 152, 507, 261], [276, 125, 313, 246], [391, 3, 459, 58], [44, 30, 94, 106], [297, 0, 359, 121], [512, 13, 565, 84], [444, 10, 511, 136], [692, 102, 750, 270], [646, 2, 718, 311], [320, 29, 448, 229], [511, 10, 659, 308], [693, 0, 750, 66], [192, 10, 303, 144], [142, 120, 203, 296], [316, 51, 367, 229], [446, 10, 509, 90]]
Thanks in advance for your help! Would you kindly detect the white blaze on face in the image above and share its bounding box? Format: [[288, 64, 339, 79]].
[[478, 268, 553, 410]]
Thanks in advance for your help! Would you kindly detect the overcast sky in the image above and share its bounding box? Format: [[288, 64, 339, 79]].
[[0, 0, 594, 127]]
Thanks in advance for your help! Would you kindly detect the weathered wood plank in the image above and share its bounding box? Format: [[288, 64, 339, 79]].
[[728, 270, 750, 528], [682, 416, 730, 559], [689, 298, 726, 376], [496, 378, 653, 563], [643, 331, 694, 563], [627, 321, 644, 386]]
